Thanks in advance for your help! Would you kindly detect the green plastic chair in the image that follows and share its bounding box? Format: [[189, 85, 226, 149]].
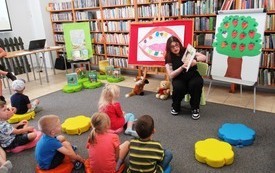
[[185, 62, 209, 105]]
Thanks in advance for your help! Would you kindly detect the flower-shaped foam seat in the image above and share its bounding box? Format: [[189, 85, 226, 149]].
[[218, 123, 255, 147], [8, 111, 35, 124], [195, 138, 234, 168], [35, 156, 73, 173], [83, 81, 103, 89], [62, 84, 83, 93], [107, 76, 125, 83], [6, 129, 42, 153], [61, 115, 91, 135], [78, 77, 89, 84], [84, 159, 125, 173]]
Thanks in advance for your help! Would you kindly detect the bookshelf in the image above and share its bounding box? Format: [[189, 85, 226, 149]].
[[47, 0, 275, 90]]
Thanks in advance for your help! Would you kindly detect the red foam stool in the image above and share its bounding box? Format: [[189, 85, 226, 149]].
[[84, 159, 125, 173], [35, 156, 74, 173], [6, 130, 42, 153]]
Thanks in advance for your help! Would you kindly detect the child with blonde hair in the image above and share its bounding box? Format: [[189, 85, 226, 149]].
[[98, 84, 138, 137], [86, 112, 129, 172], [35, 115, 85, 170]]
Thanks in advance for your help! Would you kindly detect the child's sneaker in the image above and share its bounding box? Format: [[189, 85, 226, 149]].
[[72, 145, 78, 151], [192, 109, 200, 120], [125, 129, 139, 138], [0, 165, 8, 172], [6, 72, 17, 81], [74, 161, 83, 170]]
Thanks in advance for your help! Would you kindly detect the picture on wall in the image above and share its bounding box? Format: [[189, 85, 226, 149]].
[[211, 10, 266, 86], [63, 22, 93, 61], [128, 19, 194, 66]]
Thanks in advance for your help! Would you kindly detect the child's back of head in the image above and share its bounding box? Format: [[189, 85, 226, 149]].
[[135, 115, 154, 139], [98, 84, 120, 111], [88, 112, 110, 144], [11, 79, 26, 93], [38, 115, 60, 135]]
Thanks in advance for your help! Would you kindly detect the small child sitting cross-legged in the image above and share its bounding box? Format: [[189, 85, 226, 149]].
[[10, 79, 41, 114], [86, 112, 130, 172], [0, 101, 37, 151], [128, 115, 173, 172], [98, 84, 138, 137], [35, 115, 85, 170]]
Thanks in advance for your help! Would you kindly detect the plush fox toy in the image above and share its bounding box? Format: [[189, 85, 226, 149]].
[[125, 69, 149, 98]]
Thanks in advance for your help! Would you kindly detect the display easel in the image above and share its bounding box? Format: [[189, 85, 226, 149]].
[[136, 0, 167, 80], [209, 8, 266, 113]]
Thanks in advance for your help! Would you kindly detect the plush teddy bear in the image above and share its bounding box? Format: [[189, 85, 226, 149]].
[[125, 76, 149, 98], [156, 80, 171, 100]]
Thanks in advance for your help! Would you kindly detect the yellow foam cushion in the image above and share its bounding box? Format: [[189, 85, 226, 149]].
[[8, 111, 35, 124], [195, 138, 234, 168], [61, 115, 91, 135]]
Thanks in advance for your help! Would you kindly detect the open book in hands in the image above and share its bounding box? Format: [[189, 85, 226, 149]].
[[181, 44, 196, 72]]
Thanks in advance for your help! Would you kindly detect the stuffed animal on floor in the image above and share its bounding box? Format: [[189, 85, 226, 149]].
[[156, 80, 171, 100], [125, 76, 149, 98]]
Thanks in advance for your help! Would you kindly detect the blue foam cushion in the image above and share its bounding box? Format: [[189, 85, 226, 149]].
[[218, 123, 255, 147]]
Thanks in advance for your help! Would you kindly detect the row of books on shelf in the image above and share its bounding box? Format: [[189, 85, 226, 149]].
[[258, 69, 275, 86], [266, 15, 275, 31], [106, 45, 128, 56], [180, 0, 223, 15], [103, 21, 131, 32], [102, 7, 135, 19], [263, 34, 275, 49], [93, 33, 104, 43], [54, 34, 64, 42], [51, 13, 73, 22], [137, 0, 159, 4], [90, 21, 101, 32], [53, 23, 63, 32], [260, 52, 275, 68], [105, 33, 129, 44], [107, 57, 129, 68], [48, 2, 72, 11], [101, 0, 133, 6], [234, 0, 274, 10], [194, 33, 214, 46], [137, 3, 179, 18], [194, 17, 216, 31], [74, 0, 99, 8], [75, 11, 98, 20], [94, 45, 104, 54]]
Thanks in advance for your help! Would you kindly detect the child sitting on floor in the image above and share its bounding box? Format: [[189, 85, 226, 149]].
[[86, 112, 129, 172], [98, 84, 138, 137], [35, 115, 85, 170], [128, 115, 173, 173], [0, 101, 37, 151], [10, 79, 41, 114]]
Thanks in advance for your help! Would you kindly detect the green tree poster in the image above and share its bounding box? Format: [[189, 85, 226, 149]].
[[211, 10, 266, 86], [63, 22, 93, 61]]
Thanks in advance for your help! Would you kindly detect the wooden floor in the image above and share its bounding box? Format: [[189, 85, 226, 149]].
[[3, 68, 275, 114]]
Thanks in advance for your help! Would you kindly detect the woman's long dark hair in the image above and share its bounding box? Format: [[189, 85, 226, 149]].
[[164, 36, 185, 63]]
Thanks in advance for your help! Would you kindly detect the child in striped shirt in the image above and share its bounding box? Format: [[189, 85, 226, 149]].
[[127, 115, 173, 173]]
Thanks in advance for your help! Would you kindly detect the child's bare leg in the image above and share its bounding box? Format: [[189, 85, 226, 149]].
[[0, 147, 6, 165], [119, 141, 130, 160], [116, 141, 130, 171]]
